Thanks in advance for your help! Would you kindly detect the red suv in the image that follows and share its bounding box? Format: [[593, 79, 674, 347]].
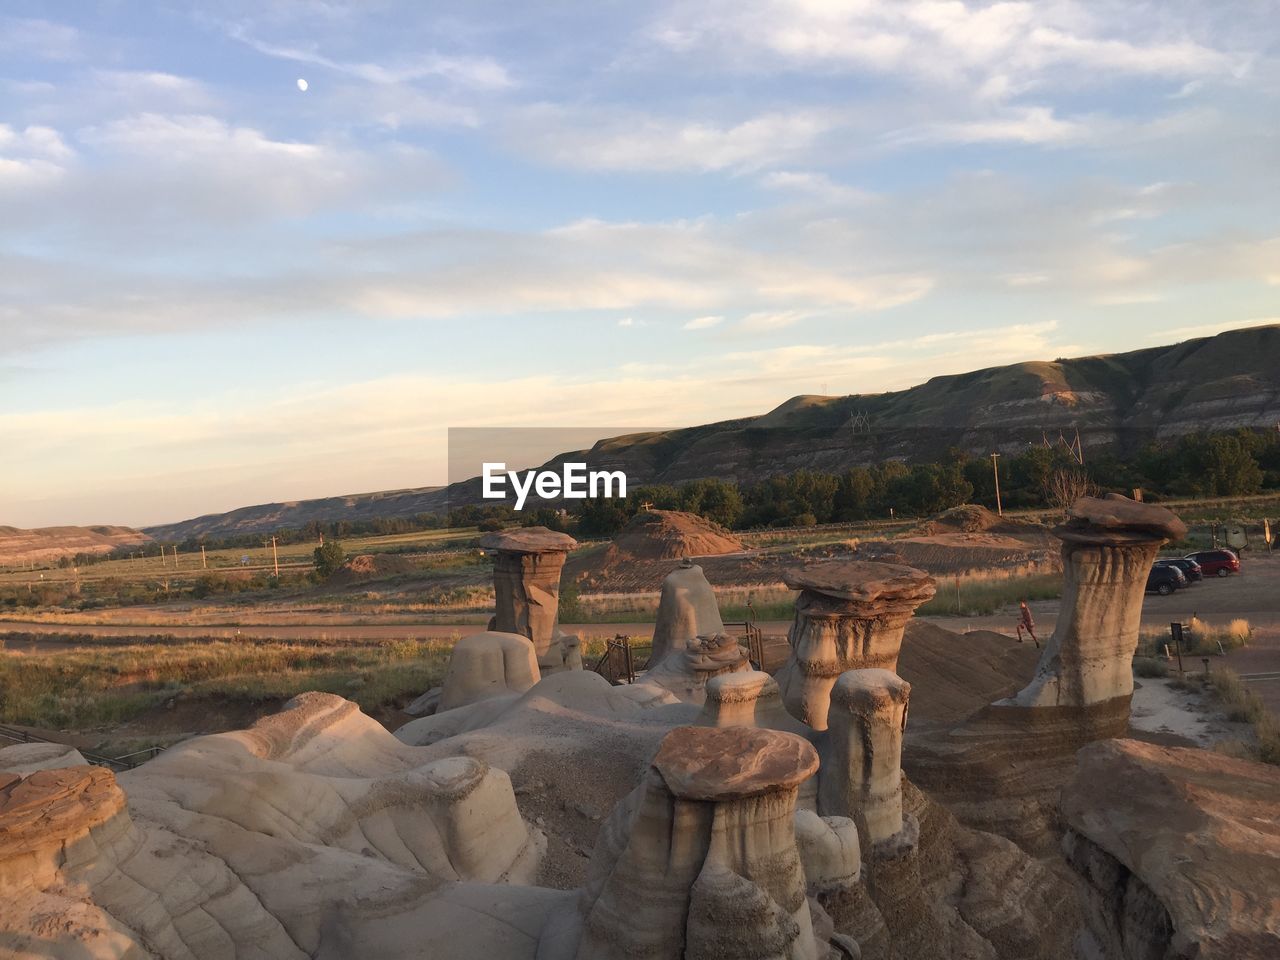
[[1184, 549, 1241, 578]]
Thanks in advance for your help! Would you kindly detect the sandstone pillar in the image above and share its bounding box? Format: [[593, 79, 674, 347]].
[[574, 726, 825, 960], [819, 669, 913, 854], [775, 561, 934, 731], [651, 560, 725, 662], [479, 526, 578, 674], [1002, 495, 1186, 718]]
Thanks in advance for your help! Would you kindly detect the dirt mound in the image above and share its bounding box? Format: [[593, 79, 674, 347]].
[[897, 620, 1041, 729], [913, 503, 1041, 536], [607, 510, 744, 562], [327, 553, 418, 586]]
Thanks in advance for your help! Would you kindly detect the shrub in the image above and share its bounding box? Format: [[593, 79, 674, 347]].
[[313, 541, 346, 578], [1133, 657, 1169, 679]]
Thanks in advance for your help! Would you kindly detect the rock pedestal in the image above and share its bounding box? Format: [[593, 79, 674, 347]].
[[573, 726, 827, 960], [819, 670, 913, 856], [1001, 495, 1186, 722], [479, 526, 579, 674], [907, 495, 1190, 855], [775, 561, 934, 731], [699, 670, 812, 736], [641, 632, 752, 705], [650, 560, 725, 662]]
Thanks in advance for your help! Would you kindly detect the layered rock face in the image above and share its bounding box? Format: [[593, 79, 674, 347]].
[[568, 725, 831, 960], [908, 495, 1188, 853], [1062, 739, 1280, 960], [1002, 495, 1186, 732], [775, 560, 935, 731], [480, 526, 581, 674], [698, 669, 812, 736], [0, 693, 549, 959], [650, 560, 726, 662]]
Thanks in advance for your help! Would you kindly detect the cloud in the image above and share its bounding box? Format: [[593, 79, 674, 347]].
[[886, 106, 1091, 146], [0, 124, 73, 191], [616, 317, 634, 327], [759, 171, 874, 204], [739, 310, 808, 332], [646, 1, 1246, 90], [230, 26, 513, 89], [684, 315, 724, 330], [0, 17, 81, 61], [512, 105, 836, 173]]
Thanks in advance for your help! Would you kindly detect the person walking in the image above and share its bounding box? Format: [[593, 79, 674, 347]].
[[1016, 601, 1039, 648]]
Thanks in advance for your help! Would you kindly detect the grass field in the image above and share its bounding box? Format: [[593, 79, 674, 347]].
[[0, 634, 453, 736]]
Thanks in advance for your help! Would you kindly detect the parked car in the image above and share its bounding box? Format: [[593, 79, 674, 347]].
[[1184, 549, 1241, 578], [1155, 557, 1203, 582], [1146, 564, 1187, 596]]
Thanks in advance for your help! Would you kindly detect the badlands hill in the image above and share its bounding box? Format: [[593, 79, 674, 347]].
[[145, 326, 1279, 541], [0, 525, 151, 566]]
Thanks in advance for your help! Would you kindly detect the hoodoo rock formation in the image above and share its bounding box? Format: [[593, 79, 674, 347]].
[[908, 494, 1189, 853], [565, 725, 828, 960], [1002, 494, 1187, 733], [6, 495, 1270, 960], [480, 526, 581, 674], [650, 559, 726, 662], [819, 670, 913, 855], [775, 560, 935, 730]]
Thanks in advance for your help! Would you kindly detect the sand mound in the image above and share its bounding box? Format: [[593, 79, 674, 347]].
[[327, 553, 418, 585], [913, 503, 1052, 537], [607, 509, 744, 562]]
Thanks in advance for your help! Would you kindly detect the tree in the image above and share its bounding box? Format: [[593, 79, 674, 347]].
[[313, 540, 346, 578], [678, 478, 744, 528], [1043, 466, 1096, 517]]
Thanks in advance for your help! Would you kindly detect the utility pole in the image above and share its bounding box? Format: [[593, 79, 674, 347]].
[[201, 544, 207, 568], [172, 545, 179, 568], [160, 545, 166, 568], [271, 536, 279, 578], [990, 453, 1003, 516]]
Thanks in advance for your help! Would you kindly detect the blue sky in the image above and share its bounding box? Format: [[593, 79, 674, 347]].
[[1, 1, 1277, 527]]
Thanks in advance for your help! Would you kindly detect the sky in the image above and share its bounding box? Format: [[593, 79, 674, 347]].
[[1, 1, 1278, 528]]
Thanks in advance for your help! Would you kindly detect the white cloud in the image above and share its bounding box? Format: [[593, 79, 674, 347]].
[[0, 124, 73, 191], [230, 27, 513, 89], [684, 315, 724, 330], [887, 106, 1091, 146], [739, 309, 809, 332], [759, 170, 874, 204], [617, 317, 634, 327], [647, 1, 1246, 89], [0, 17, 81, 61], [513, 105, 835, 173]]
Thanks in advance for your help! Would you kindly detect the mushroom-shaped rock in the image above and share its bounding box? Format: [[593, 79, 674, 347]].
[[819, 670, 913, 855], [651, 560, 726, 662], [1003, 495, 1185, 719], [480, 526, 579, 674], [775, 560, 934, 731], [640, 631, 752, 705], [438, 630, 541, 713], [572, 726, 826, 959]]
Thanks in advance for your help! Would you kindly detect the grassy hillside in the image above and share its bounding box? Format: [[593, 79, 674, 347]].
[[142, 325, 1280, 541]]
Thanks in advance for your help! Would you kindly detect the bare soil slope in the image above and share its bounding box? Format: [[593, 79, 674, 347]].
[[0, 525, 151, 566]]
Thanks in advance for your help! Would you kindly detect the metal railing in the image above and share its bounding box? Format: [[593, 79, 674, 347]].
[[0, 724, 164, 771]]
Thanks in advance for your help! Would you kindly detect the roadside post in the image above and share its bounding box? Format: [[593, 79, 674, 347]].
[[1170, 622, 1186, 676]]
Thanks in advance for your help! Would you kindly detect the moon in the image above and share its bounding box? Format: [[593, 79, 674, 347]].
[[296, 78, 309, 92]]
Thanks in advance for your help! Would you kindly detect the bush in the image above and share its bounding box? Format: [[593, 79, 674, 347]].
[[313, 541, 347, 578], [1133, 657, 1169, 678]]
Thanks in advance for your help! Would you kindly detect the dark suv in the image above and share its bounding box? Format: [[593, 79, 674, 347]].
[[1155, 557, 1203, 583], [1146, 564, 1187, 596], [1184, 549, 1241, 578]]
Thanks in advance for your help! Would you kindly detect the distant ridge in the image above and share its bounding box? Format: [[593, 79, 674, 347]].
[[143, 325, 1280, 541], [0, 525, 151, 565]]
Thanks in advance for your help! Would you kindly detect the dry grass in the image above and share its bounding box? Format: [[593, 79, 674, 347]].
[[0, 636, 453, 731], [1207, 668, 1279, 766], [1136, 616, 1252, 659], [915, 570, 1061, 617]]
